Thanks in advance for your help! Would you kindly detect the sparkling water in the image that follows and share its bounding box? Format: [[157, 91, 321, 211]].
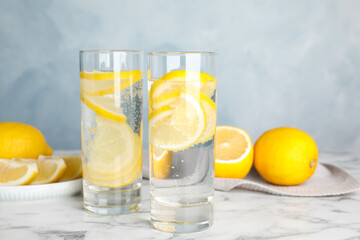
[[81, 78, 143, 215], [148, 78, 216, 232], [150, 141, 215, 232]]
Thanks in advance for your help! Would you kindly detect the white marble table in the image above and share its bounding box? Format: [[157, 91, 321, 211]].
[[1, 152, 359, 240]]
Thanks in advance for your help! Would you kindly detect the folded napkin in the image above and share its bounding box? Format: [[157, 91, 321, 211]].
[[142, 151, 360, 197], [214, 164, 360, 196]]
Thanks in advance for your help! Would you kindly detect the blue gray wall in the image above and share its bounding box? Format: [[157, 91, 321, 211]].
[[1, 0, 360, 152]]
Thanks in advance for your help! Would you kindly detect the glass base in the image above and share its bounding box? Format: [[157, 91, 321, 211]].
[[150, 199, 213, 233], [151, 219, 213, 233], [84, 203, 141, 215], [83, 179, 141, 215]]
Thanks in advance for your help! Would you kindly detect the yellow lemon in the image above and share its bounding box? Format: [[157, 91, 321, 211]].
[[254, 127, 318, 186], [0, 122, 53, 159], [215, 126, 253, 179], [0, 159, 38, 186]]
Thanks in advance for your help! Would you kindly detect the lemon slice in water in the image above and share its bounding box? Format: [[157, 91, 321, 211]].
[[85, 115, 141, 187], [81, 94, 127, 122], [149, 70, 216, 107], [80, 70, 143, 96], [152, 91, 216, 144], [150, 146, 172, 179], [149, 92, 206, 151], [196, 94, 216, 143]]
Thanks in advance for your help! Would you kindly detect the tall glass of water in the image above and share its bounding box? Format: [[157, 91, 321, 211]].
[[148, 52, 218, 232], [80, 50, 143, 214]]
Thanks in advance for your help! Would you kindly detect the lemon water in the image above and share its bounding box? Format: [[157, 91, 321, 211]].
[[150, 142, 215, 232], [148, 77, 216, 232], [81, 77, 143, 215]]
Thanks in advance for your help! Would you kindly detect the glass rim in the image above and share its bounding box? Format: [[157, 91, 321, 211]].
[[80, 50, 144, 54], [149, 51, 218, 56]]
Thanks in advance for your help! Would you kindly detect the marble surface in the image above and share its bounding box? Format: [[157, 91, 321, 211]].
[[0, 152, 359, 240]]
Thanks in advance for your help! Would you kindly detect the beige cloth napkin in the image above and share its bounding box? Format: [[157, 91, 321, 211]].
[[142, 150, 360, 196], [214, 163, 360, 196]]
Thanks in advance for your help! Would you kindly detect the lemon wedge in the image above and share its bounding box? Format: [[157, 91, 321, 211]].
[[215, 126, 253, 179], [80, 70, 143, 96], [58, 155, 82, 181], [29, 158, 67, 184], [150, 146, 172, 179], [0, 159, 38, 186], [81, 94, 127, 122], [39, 155, 82, 181], [149, 92, 206, 151]]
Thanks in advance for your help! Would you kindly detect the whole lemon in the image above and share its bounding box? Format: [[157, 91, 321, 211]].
[[254, 127, 318, 186], [0, 122, 53, 159]]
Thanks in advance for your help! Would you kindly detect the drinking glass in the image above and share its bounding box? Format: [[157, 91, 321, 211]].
[[148, 51, 218, 232], [80, 50, 143, 214]]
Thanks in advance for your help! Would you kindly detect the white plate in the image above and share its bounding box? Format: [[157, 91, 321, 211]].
[[0, 179, 82, 201]]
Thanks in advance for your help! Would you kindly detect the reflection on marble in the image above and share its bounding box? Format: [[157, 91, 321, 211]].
[[0, 152, 359, 240]]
